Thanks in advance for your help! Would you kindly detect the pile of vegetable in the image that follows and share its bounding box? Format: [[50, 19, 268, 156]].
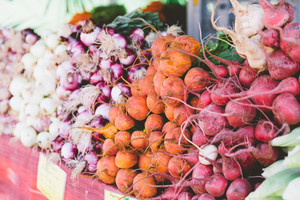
[[1, 0, 300, 199]]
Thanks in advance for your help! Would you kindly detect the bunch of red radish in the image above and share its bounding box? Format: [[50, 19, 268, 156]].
[[95, 0, 300, 200]]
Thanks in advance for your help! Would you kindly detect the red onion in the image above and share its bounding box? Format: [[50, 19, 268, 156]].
[[112, 33, 127, 48], [84, 150, 98, 172], [97, 27, 115, 42], [90, 70, 104, 85], [51, 136, 64, 152], [89, 116, 107, 128], [59, 121, 72, 139], [111, 83, 131, 103], [56, 61, 74, 79], [67, 41, 84, 57], [129, 28, 145, 46], [95, 104, 110, 120], [96, 82, 111, 103], [110, 63, 124, 81], [127, 64, 147, 83], [119, 48, 135, 65], [80, 27, 101, 47], [61, 142, 77, 161], [60, 69, 82, 91]]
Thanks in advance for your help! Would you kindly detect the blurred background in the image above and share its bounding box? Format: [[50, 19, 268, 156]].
[[0, 0, 299, 39]]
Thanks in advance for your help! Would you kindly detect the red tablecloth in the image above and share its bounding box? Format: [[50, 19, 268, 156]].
[[0, 135, 125, 200]]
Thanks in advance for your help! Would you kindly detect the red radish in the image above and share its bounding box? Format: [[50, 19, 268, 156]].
[[96, 156, 119, 184], [259, 0, 294, 28], [255, 120, 278, 142], [173, 104, 195, 126], [164, 126, 191, 155], [198, 194, 216, 200], [191, 164, 213, 194], [258, 29, 279, 47], [160, 76, 187, 107], [149, 131, 163, 152], [225, 99, 256, 128], [279, 22, 300, 62], [226, 178, 252, 200], [199, 90, 212, 109], [168, 157, 191, 179], [205, 173, 228, 197], [238, 66, 258, 88], [184, 67, 211, 91], [115, 168, 138, 193], [182, 151, 199, 166], [102, 139, 118, 156], [131, 131, 149, 151], [178, 192, 193, 200], [265, 49, 299, 80], [192, 128, 209, 147], [213, 158, 223, 174], [114, 114, 135, 131], [198, 104, 228, 136], [252, 143, 279, 167], [145, 114, 164, 133], [272, 93, 300, 125], [210, 82, 238, 106], [233, 151, 257, 173], [127, 95, 149, 121], [146, 94, 165, 114], [133, 172, 157, 198], [115, 150, 138, 168], [222, 157, 241, 181], [114, 131, 131, 148]]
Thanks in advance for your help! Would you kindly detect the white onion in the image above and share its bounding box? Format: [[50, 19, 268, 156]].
[[54, 44, 67, 55], [40, 98, 58, 114], [30, 40, 46, 58], [21, 53, 37, 70], [37, 131, 52, 149], [13, 122, 27, 139], [44, 33, 59, 49], [9, 76, 28, 96], [49, 121, 61, 138], [9, 96, 23, 111], [20, 126, 37, 147], [199, 145, 218, 165], [25, 103, 40, 117]]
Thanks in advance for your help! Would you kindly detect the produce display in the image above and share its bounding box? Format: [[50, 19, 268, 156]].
[[1, 0, 300, 200]]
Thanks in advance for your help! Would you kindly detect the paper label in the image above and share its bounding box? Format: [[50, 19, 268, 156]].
[[104, 189, 136, 200], [37, 153, 67, 200]]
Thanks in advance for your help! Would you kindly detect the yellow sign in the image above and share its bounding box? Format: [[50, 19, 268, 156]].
[[104, 189, 136, 200], [37, 153, 67, 200]]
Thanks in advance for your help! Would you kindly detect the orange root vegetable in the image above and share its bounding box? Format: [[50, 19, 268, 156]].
[[151, 35, 175, 58], [168, 157, 191, 179], [127, 95, 150, 121], [114, 114, 135, 131], [145, 114, 164, 133], [139, 75, 156, 96], [131, 131, 149, 150], [160, 77, 187, 107], [164, 104, 176, 121], [146, 94, 165, 114], [159, 50, 192, 77], [171, 35, 201, 61], [96, 156, 119, 184], [189, 95, 201, 113], [146, 63, 157, 76], [150, 151, 171, 183], [115, 131, 131, 148], [75, 122, 118, 139], [173, 104, 195, 126], [152, 57, 160, 71], [162, 121, 177, 133], [133, 172, 157, 199], [116, 168, 138, 193], [131, 79, 142, 96], [108, 106, 126, 124], [139, 152, 153, 172], [149, 131, 163, 152], [164, 126, 191, 155], [184, 67, 211, 91], [102, 139, 118, 156], [153, 70, 167, 96], [115, 150, 138, 169]]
